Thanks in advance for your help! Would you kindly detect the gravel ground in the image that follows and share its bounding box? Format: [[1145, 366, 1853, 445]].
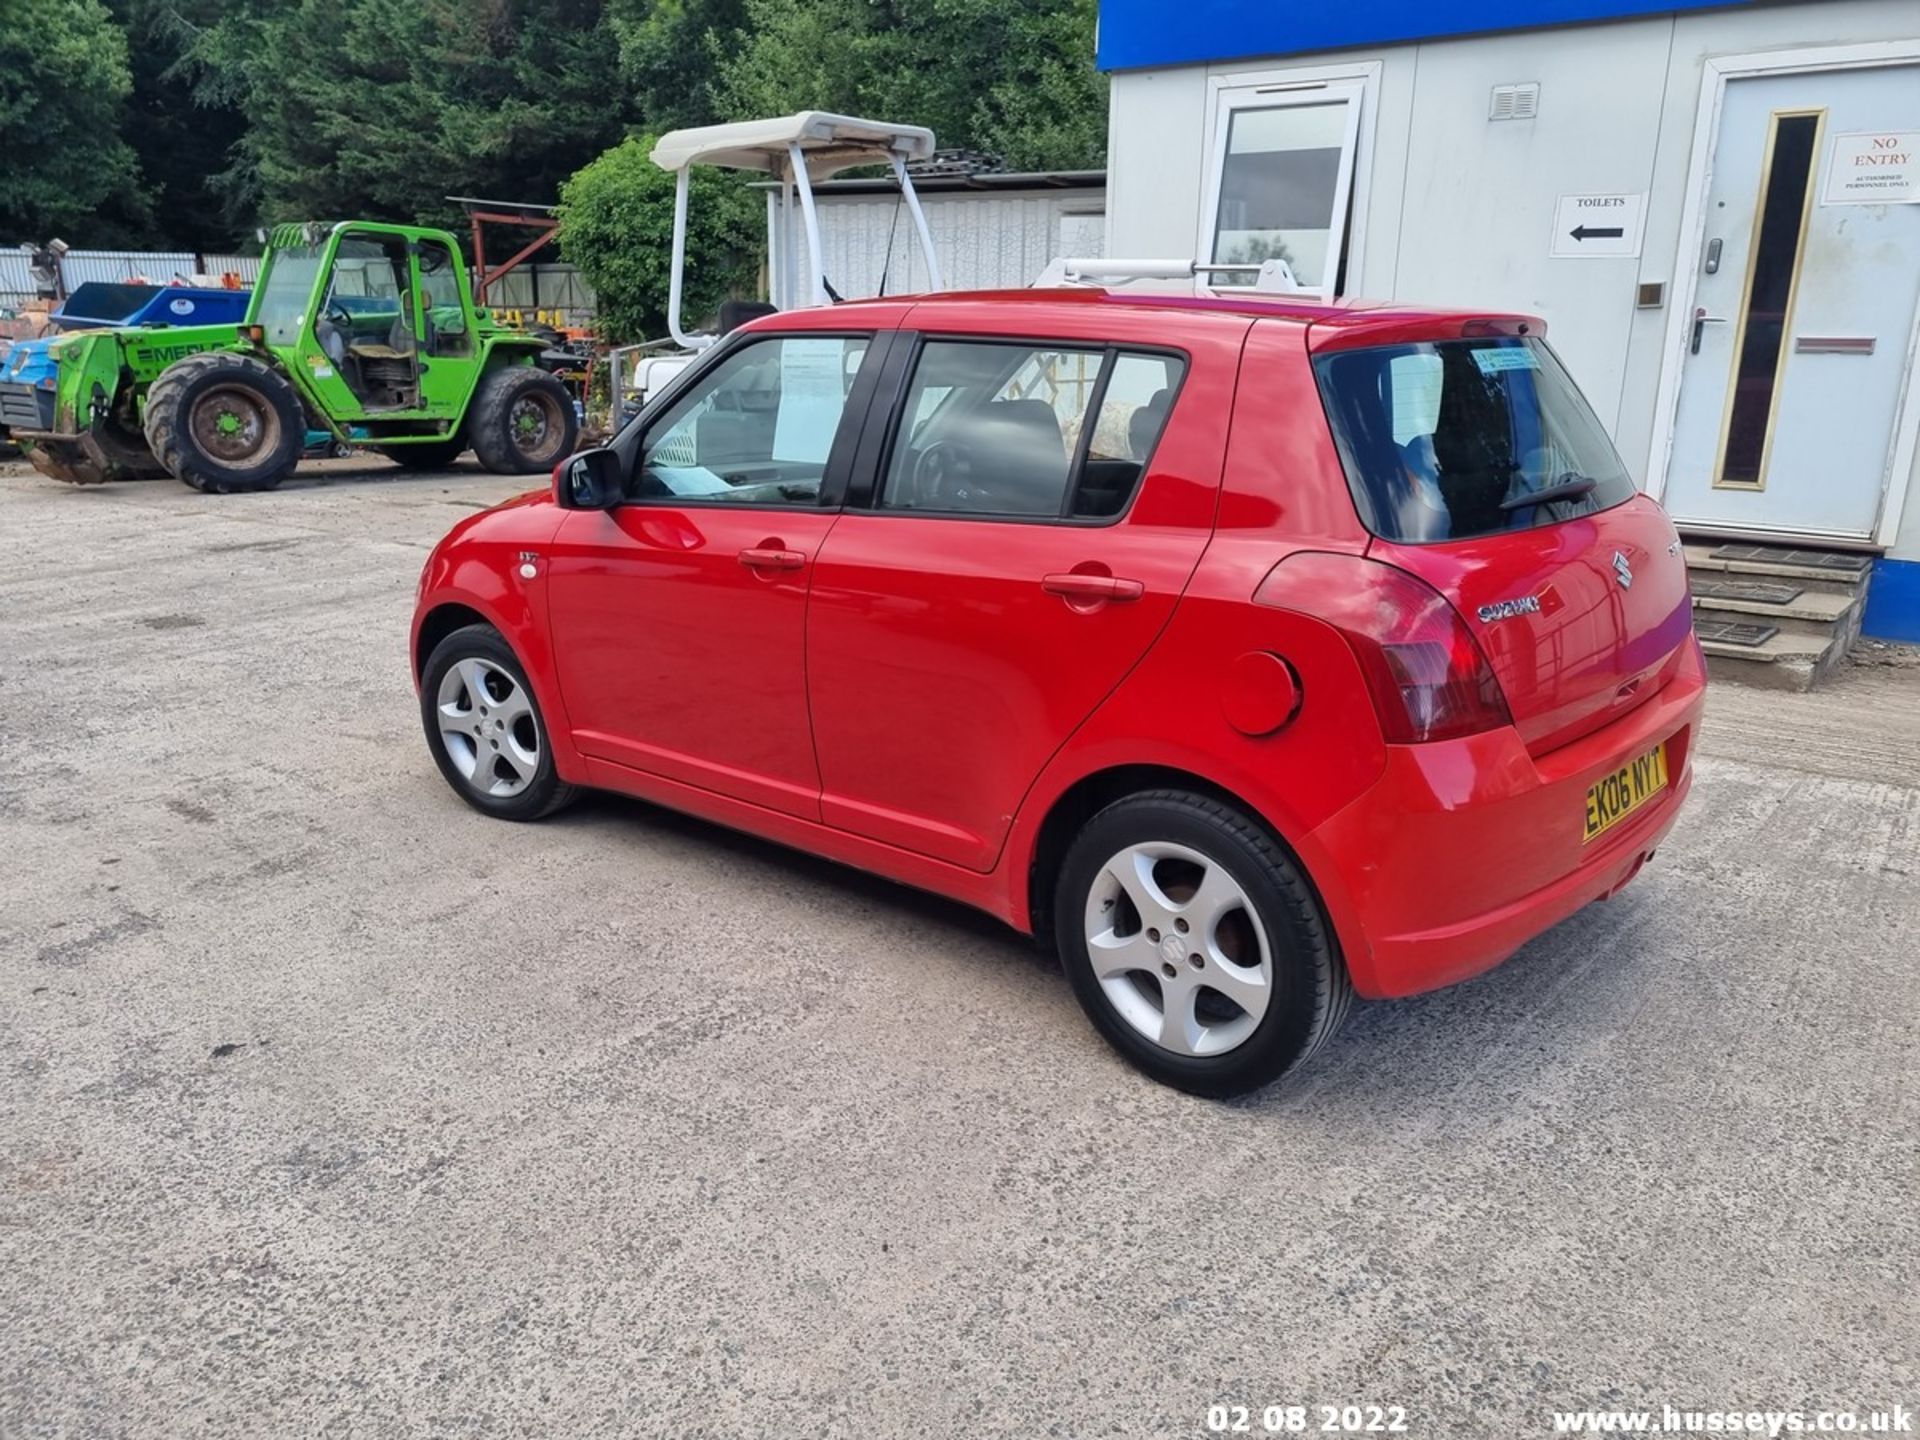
[[2, 458, 1915, 1439]]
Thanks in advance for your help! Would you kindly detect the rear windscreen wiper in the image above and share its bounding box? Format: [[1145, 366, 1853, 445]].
[[1501, 474, 1598, 512]]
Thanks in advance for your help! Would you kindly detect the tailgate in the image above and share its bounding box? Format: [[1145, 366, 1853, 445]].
[[1372, 495, 1694, 753]]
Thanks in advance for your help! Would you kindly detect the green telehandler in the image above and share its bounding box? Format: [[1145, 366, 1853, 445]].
[[4, 221, 578, 492]]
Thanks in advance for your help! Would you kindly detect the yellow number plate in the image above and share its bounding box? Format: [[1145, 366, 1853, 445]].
[[1583, 743, 1669, 844]]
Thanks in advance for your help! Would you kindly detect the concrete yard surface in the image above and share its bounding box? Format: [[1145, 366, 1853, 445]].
[[2, 460, 1915, 1438]]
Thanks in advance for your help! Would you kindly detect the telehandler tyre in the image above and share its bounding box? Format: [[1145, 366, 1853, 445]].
[[467, 367, 578, 475], [144, 353, 305, 493]]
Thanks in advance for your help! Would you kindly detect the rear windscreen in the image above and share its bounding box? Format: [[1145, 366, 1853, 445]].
[[1313, 337, 1637, 544]]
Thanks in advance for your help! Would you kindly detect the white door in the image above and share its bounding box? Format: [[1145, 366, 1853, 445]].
[[1664, 65, 1920, 540]]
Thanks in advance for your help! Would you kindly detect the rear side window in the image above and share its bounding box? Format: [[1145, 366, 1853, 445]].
[[1313, 337, 1636, 543], [882, 341, 1185, 520]]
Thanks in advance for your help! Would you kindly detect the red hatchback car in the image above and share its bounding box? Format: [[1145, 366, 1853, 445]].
[[412, 290, 1704, 1096]]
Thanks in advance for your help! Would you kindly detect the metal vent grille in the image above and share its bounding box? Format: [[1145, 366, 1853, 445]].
[[1488, 83, 1540, 121]]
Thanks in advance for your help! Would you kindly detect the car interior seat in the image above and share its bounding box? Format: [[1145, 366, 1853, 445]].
[[966, 397, 1069, 513]]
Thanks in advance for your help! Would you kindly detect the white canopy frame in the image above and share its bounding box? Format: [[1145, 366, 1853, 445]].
[[651, 112, 943, 349]]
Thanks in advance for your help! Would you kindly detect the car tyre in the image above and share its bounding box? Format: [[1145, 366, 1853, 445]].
[[466, 366, 578, 475], [420, 624, 577, 821], [1054, 790, 1352, 1098], [144, 352, 304, 493]]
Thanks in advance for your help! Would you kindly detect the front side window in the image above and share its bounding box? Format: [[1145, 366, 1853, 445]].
[[1205, 82, 1364, 297], [882, 341, 1185, 519], [635, 335, 872, 506], [253, 243, 326, 346], [1313, 337, 1637, 544]]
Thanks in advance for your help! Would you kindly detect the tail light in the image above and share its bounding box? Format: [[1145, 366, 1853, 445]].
[[1254, 552, 1512, 743]]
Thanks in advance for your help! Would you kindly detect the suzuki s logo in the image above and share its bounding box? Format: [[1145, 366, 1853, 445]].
[[1477, 595, 1542, 623], [1613, 551, 1634, 590]]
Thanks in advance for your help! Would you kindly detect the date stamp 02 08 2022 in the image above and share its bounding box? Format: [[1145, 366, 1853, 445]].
[[1206, 1404, 1411, 1435]]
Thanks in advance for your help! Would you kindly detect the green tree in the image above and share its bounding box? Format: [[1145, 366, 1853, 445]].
[[609, 0, 751, 133], [111, 0, 253, 250], [713, 0, 1105, 171], [212, 0, 630, 231], [0, 0, 146, 241], [556, 135, 761, 342], [157, 0, 292, 229]]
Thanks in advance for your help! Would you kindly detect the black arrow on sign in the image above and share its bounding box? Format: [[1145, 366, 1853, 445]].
[[1570, 224, 1626, 241]]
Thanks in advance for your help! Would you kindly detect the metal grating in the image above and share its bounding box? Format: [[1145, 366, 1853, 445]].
[[1692, 578, 1803, 606], [1695, 620, 1779, 648], [0, 381, 50, 430], [1489, 83, 1540, 121], [1708, 544, 1870, 575]]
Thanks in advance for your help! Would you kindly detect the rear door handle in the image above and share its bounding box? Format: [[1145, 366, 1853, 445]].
[[1042, 572, 1145, 602], [738, 547, 805, 572]]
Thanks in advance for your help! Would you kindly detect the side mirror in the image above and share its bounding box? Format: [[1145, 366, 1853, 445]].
[[554, 447, 622, 510]]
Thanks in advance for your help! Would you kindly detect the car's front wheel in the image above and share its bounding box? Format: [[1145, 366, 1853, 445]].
[[420, 624, 576, 821], [1054, 790, 1351, 1097]]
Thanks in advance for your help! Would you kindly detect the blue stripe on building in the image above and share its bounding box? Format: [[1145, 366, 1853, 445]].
[[1864, 560, 1920, 643], [1097, 0, 1759, 71]]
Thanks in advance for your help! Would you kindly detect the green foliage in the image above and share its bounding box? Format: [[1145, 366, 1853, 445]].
[[155, 0, 289, 228], [0, 0, 146, 241], [235, 0, 629, 231], [556, 135, 762, 343], [609, 0, 749, 133], [112, 0, 253, 248], [713, 0, 1106, 171], [2, 0, 1109, 271]]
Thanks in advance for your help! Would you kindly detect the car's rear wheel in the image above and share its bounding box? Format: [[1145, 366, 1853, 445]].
[[420, 624, 576, 821], [1054, 790, 1351, 1097]]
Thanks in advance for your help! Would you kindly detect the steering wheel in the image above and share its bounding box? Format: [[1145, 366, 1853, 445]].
[[322, 299, 352, 328], [911, 439, 974, 509]]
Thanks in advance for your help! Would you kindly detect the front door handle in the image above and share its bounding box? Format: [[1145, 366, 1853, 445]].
[[1691, 308, 1728, 355], [1042, 572, 1145, 603], [738, 546, 805, 572]]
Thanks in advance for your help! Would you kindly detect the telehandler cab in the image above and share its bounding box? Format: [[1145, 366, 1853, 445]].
[[4, 221, 577, 492]]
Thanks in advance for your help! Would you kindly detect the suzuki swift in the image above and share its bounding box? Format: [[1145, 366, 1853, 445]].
[[411, 290, 1705, 1097]]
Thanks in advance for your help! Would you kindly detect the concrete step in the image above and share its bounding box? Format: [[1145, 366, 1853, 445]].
[[1699, 628, 1841, 693], [1689, 581, 1859, 627], [1695, 607, 1840, 645], [1680, 539, 1876, 690], [1683, 542, 1872, 593]]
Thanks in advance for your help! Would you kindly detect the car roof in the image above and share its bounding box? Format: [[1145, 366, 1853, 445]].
[[790, 287, 1546, 351]]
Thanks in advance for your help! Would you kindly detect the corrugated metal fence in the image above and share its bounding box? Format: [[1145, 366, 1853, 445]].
[[771, 186, 1108, 298], [1, 248, 591, 319]]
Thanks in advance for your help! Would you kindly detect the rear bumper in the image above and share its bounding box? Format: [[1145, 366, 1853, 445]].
[[1306, 640, 1707, 999]]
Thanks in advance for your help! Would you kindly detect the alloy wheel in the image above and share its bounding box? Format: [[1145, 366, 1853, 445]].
[[435, 658, 540, 798], [1082, 840, 1274, 1057]]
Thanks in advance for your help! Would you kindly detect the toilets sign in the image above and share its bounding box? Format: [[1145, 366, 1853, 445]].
[[1549, 193, 1647, 258], [1824, 131, 1919, 205]]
